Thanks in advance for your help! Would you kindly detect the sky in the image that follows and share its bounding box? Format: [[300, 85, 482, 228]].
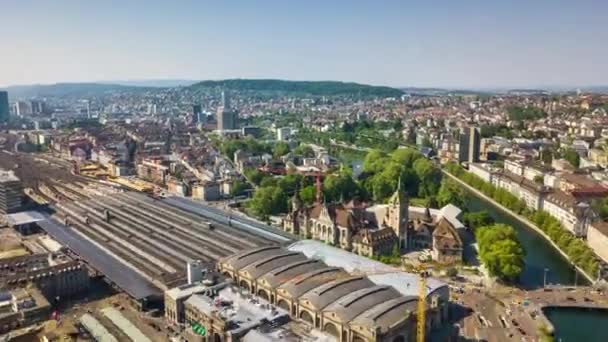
[[2, 0, 608, 89]]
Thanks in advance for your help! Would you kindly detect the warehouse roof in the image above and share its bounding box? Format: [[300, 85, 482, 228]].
[[258, 259, 325, 289], [240, 252, 307, 280], [322, 285, 401, 323], [277, 267, 346, 300], [287, 240, 447, 298], [350, 296, 418, 333], [220, 246, 284, 271], [299, 276, 375, 311]]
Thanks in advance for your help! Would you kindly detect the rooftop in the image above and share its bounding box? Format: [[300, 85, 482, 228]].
[[165, 282, 210, 301], [5, 211, 45, 226], [186, 286, 289, 335], [287, 240, 447, 297]]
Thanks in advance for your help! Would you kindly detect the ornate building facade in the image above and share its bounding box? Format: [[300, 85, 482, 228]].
[[283, 186, 463, 263]]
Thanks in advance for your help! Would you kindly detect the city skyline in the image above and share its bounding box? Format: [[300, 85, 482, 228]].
[[2, 0, 608, 89]]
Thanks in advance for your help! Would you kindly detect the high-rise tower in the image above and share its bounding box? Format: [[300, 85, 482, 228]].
[[0, 91, 9, 123], [216, 91, 238, 131]]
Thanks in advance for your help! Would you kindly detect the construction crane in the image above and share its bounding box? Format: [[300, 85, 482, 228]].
[[349, 266, 429, 342], [417, 271, 427, 342], [301, 171, 324, 203]]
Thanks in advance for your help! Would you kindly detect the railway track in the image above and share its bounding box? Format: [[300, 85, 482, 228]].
[[49, 191, 278, 289]]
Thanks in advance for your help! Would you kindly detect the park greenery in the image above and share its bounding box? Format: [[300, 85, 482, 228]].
[[360, 148, 442, 203], [296, 119, 408, 153], [462, 211, 495, 230], [445, 162, 600, 277], [506, 105, 547, 122], [475, 224, 525, 281], [245, 146, 458, 221]]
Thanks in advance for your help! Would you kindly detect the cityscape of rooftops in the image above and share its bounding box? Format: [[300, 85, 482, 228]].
[[1, 1, 608, 341]]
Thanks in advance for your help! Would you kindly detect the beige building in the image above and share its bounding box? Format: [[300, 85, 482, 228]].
[[587, 221, 608, 265]]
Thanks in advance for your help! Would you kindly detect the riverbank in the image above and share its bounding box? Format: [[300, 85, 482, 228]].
[[443, 170, 595, 284]]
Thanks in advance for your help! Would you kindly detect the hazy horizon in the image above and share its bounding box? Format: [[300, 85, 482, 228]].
[[2, 0, 607, 89]]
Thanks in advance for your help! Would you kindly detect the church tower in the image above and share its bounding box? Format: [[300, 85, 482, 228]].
[[384, 178, 409, 250]]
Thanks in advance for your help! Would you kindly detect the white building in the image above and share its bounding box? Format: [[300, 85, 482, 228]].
[[468, 163, 493, 183]]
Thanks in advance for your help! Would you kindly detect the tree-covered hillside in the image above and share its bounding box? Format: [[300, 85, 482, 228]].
[[189, 79, 403, 97]]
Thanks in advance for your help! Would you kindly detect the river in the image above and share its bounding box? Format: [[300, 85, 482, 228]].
[[543, 307, 608, 342], [464, 193, 583, 288], [462, 189, 608, 341]]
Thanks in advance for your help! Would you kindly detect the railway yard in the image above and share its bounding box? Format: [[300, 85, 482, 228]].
[[51, 191, 281, 291], [0, 148, 287, 304], [0, 149, 119, 204]]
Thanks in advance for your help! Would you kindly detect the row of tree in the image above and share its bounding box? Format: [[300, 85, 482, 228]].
[[445, 162, 600, 277]]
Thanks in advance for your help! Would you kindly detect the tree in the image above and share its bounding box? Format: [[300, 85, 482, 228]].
[[299, 185, 317, 205], [248, 186, 288, 219], [323, 170, 362, 202], [363, 149, 388, 174], [278, 173, 303, 194], [273, 141, 290, 158], [506, 106, 547, 121], [562, 148, 580, 168], [462, 211, 494, 230], [390, 148, 422, 168], [294, 144, 315, 158], [592, 198, 608, 220], [413, 158, 442, 198], [371, 175, 394, 203], [400, 168, 420, 197], [436, 178, 466, 208], [231, 180, 249, 197], [244, 168, 265, 186], [475, 224, 525, 281], [541, 149, 553, 165], [260, 177, 278, 188]]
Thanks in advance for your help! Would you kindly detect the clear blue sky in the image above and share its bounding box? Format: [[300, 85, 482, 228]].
[[2, 0, 607, 88]]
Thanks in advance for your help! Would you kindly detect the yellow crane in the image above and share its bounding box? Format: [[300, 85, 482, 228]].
[[348, 266, 429, 342], [417, 271, 427, 342]]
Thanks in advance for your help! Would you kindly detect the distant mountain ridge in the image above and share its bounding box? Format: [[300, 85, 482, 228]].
[[189, 79, 404, 97], [2, 79, 403, 98], [2, 82, 153, 99]]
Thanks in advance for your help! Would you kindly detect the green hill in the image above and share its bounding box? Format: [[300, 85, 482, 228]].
[[189, 79, 403, 97], [3, 83, 152, 98]]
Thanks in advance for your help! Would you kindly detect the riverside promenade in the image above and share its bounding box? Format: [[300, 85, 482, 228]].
[[442, 170, 595, 283]]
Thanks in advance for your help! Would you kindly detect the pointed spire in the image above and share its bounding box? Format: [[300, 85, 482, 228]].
[[424, 205, 432, 222], [397, 174, 402, 192]]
